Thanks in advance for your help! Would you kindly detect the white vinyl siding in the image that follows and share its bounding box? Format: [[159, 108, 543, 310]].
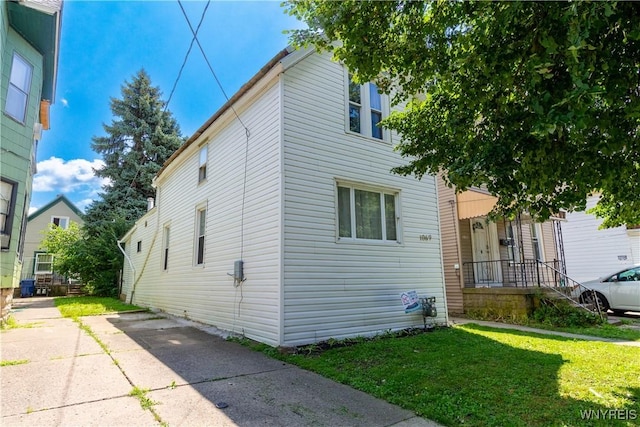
[[563, 196, 636, 282], [282, 51, 445, 346], [122, 80, 283, 346], [120, 49, 446, 348]]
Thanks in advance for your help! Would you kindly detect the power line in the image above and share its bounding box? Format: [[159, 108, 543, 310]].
[[165, 0, 211, 112], [176, 0, 250, 135]]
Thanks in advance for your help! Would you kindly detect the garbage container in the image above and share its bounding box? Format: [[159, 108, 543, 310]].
[[20, 279, 35, 297]]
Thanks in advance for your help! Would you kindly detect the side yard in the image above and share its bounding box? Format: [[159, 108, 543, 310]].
[[249, 324, 640, 427]]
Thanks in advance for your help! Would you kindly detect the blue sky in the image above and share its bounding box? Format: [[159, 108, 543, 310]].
[[31, 0, 304, 213]]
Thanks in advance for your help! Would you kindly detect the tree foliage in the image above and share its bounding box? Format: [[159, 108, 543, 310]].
[[40, 220, 131, 296], [70, 70, 183, 295], [85, 69, 184, 227], [284, 1, 640, 226]]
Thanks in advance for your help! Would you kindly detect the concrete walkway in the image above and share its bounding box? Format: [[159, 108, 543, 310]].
[[450, 317, 640, 347], [1, 297, 441, 427]]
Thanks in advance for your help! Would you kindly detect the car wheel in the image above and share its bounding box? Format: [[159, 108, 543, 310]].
[[580, 291, 610, 312]]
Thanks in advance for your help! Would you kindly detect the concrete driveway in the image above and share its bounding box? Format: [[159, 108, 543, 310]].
[[1, 297, 440, 427]]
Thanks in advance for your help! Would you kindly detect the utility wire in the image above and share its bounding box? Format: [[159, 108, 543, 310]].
[[165, 0, 211, 112], [175, 1, 251, 329], [177, 0, 250, 135]]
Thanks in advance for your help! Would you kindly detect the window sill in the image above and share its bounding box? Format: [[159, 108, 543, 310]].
[[336, 237, 403, 247], [345, 129, 390, 144]]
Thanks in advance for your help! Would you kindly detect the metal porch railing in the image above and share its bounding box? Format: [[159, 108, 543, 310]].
[[463, 259, 605, 317]]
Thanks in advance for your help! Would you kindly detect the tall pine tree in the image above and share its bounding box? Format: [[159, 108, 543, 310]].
[[79, 70, 183, 295], [85, 69, 183, 228]]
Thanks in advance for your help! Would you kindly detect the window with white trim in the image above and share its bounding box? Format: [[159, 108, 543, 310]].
[[530, 223, 544, 261], [195, 207, 206, 265], [162, 225, 170, 271], [198, 145, 207, 183], [337, 183, 399, 242], [347, 74, 387, 140], [0, 179, 17, 250], [51, 216, 69, 229], [35, 253, 54, 274], [5, 53, 33, 123]]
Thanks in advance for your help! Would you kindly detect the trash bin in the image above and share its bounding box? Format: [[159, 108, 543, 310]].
[[20, 279, 35, 298]]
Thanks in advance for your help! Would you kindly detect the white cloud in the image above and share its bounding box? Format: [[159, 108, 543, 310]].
[[61, 98, 69, 107], [33, 157, 110, 194]]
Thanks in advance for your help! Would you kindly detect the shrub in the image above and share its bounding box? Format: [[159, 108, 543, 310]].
[[532, 298, 605, 328]]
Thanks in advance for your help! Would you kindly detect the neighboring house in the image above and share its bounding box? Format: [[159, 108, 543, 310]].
[[21, 194, 83, 291], [1, 0, 62, 318], [437, 178, 566, 315], [562, 195, 640, 283], [120, 47, 447, 347]]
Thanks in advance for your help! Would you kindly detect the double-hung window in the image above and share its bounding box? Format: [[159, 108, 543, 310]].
[[347, 74, 386, 140], [162, 225, 170, 271], [530, 223, 544, 261], [337, 183, 399, 242], [35, 253, 54, 274], [198, 145, 207, 183], [0, 178, 17, 250], [5, 53, 33, 123], [195, 207, 206, 265]]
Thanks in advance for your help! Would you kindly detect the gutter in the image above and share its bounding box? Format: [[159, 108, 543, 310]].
[[155, 47, 292, 179]]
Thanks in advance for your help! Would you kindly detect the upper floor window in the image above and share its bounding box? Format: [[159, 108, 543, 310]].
[[162, 225, 170, 271], [5, 53, 33, 124], [337, 182, 399, 242], [51, 216, 69, 229], [347, 74, 387, 140], [0, 178, 17, 250], [195, 207, 206, 265], [198, 145, 208, 183]]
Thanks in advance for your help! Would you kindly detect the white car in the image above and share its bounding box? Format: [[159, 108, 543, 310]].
[[579, 266, 640, 314]]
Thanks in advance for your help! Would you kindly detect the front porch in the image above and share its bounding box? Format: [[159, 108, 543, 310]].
[[462, 259, 564, 288]]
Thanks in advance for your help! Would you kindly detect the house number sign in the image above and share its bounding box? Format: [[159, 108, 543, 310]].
[[419, 234, 432, 241]]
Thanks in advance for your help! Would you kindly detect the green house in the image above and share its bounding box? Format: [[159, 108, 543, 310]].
[[1, 0, 62, 318]]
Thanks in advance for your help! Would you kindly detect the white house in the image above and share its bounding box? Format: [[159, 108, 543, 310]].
[[563, 195, 640, 282], [119, 47, 447, 347]]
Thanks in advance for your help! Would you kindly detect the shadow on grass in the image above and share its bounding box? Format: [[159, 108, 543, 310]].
[[277, 325, 640, 426]]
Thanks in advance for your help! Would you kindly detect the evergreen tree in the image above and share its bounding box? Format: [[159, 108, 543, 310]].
[[79, 70, 184, 295], [85, 69, 184, 228]]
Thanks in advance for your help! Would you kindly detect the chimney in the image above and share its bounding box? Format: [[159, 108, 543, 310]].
[[147, 197, 155, 211]]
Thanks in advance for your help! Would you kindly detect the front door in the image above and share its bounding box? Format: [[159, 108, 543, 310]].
[[470, 219, 502, 285]]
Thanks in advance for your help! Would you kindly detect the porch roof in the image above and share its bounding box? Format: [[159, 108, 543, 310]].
[[456, 190, 498, 219]]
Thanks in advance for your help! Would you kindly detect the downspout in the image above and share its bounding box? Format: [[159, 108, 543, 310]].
[[120, 180, 162, 305], [117, 238, 135, 298]]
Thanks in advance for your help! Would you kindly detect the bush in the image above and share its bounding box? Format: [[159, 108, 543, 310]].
[[532, 298, 605, 328]]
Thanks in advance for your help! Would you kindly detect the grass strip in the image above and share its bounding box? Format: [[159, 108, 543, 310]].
[[1, 359, 29, 367], [54, 296, 144, 318]]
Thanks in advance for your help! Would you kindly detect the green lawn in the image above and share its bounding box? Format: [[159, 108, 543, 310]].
[[54, 296, 144, 318], [251, 324, 640, 427], [526, 321, 640, 342]]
